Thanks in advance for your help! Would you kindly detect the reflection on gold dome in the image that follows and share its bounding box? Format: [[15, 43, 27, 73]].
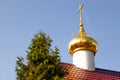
[[68, 24, 98, 56], [68, 4, 98, 56]]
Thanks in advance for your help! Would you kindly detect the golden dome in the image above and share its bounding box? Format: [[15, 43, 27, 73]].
[[68, 4, 98, 56], [68, 24, 98, 56]]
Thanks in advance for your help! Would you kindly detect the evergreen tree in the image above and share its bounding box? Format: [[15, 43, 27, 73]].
[[16, 32, 65, 80]]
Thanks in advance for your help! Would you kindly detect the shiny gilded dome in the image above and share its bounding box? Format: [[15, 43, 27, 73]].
[[68, 4, 98, 56], [68, 24, 98, 56]]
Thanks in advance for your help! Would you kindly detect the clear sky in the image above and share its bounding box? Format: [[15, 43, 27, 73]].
[[0, 0, 120, 80]]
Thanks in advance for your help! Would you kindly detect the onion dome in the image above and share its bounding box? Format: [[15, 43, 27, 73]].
[[68, 4, 98, 56]]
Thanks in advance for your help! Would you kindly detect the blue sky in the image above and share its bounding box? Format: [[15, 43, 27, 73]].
[[0, 0, 120, 80]]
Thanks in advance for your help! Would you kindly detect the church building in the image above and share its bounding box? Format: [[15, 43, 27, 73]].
[[61, 4, 120, 80]]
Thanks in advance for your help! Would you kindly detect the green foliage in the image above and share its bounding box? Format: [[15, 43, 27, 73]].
[[16, 32, 65, 80]]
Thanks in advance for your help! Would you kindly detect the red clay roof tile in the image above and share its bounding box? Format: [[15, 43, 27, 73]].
[[60, 62, 120, 80]]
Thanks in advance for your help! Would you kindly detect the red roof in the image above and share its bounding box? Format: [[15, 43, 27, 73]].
[[60, 62, 120, 80]]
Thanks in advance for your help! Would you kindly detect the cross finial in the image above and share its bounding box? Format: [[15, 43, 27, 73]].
[[78, 4, 84, 26]]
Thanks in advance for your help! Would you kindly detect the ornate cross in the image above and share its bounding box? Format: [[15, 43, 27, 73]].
[[78, 4, 84, 25]]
